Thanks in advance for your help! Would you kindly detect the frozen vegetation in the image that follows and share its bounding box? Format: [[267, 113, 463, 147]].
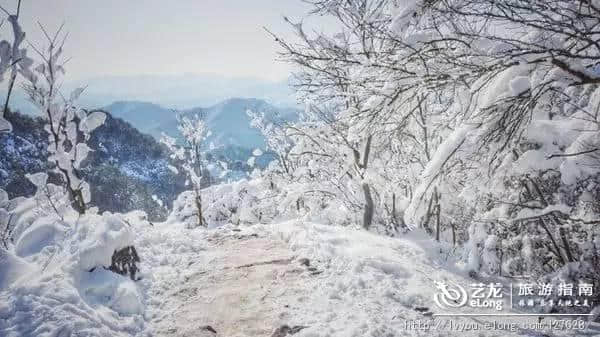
[[2, 0, 600, 336]]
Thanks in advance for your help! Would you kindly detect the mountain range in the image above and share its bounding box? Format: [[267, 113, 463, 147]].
[[105, 97, 298, 149], [5, 73, 298, 115]]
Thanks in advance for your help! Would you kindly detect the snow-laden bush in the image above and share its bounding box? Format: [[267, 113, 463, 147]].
[[1, 114, 144, 329], [168, 178, 274, 228], [167, 171, 364, 230], [0, 188, 145, 336]]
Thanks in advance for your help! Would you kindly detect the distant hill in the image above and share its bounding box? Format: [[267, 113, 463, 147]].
[[2, 73, 297, 115], [71, 73, 297, 109], [105, 98, 298, 149], [104, 100, 174, 136]]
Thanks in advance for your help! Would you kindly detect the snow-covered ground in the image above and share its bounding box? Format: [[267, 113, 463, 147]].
[[2, 218, 599, 337], [138, 220, 600, 337]]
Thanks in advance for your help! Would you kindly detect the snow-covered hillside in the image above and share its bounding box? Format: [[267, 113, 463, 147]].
[[0, 110, 186, 221]]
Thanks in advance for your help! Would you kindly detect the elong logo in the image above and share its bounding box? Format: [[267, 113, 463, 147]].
[[433, 281, 505, 311], [433, 281, 468, 309]]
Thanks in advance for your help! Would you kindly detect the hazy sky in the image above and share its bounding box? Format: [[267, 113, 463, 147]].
[[2, 0, 323, 81]]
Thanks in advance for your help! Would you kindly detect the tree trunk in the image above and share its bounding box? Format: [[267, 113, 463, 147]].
[[195, 189, 205, 227], [559, 227, 575, 263], [451, 221, 456, 246], [360, 135, 374, 230], [391, 193, 399, 227], [362, 182, 374, 230], [434, 190, 440, 242], [72, 188, 86, 215]]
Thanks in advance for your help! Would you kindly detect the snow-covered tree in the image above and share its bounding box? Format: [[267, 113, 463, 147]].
[[161, 113, 211, 227], [265, 0, 600, 300], [22, 25, 105, 214]]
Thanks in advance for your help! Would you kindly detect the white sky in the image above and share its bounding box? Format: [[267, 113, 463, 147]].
[[2, 0, 325, 81]]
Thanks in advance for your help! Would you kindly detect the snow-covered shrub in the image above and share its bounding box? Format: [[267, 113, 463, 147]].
[[4, 186, 135, 273], [0, 19, 145, 333], [167, 168, 362, 229], [167, 177, 279, 228], [247, 106, 393, 231]]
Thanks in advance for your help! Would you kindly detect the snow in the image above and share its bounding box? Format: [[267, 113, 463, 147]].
[[75, 143, 92, 169], [476, 64, 531, 109], [14, 217, 64, 257], [167, 164, 179, 174], [509, 76, 531, 95], [78, 268, 144, 315], [77, 213, 135, 272], [151, 194, 164, 207], [252, 148, 263, 156], [25, 172, 48, 188], [0, 116, 11, 133], [81, 111, 107, 134], [405, 124, 476, 226], [247, 156, 256, 167], [0, 250, 33, 289], [391, 0, 422, 33]]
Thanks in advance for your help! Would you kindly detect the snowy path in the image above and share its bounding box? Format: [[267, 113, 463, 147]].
[[147, 230, 300, 336], [137, 221, 598, 337]]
